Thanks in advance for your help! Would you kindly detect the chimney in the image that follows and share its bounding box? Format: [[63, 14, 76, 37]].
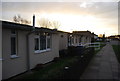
[[33, 14, 35, 27]]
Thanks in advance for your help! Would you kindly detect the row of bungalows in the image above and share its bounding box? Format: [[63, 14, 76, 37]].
[[68, 31, 94, 46], [1, 20, 94, 80]]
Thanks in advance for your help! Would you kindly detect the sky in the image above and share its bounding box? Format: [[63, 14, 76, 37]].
[[1, 0, 119, 36]]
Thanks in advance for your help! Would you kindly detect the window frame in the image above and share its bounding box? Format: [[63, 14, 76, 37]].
[[10, 29, 19, 58], [46, 34, 51, 49], [34, 33, 40, 51], [79, 36, 81, 43], [40, 33, 47, 50], [34, 33, 51, 53], [76, 36, 77, 43]]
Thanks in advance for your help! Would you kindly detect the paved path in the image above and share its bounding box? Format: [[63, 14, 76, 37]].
[[80, 44, 120, 80]]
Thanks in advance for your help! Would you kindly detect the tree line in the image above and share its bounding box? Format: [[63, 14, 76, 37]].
[[13, 15, 60, 29]]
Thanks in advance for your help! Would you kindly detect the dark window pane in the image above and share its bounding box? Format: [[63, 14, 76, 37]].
[[40, 34, 46, 50], [47, 33, 50, 36], [76, 38, 77, 43], [11, 30, 16, 34], [68, 36, 72, 46], [11, 37, 16, 55], [79, 37, 81, 43], [35, 33, 39, 35], [72, 37, 74, 44], [61, 35, 64, 37], [35, 38, 39, 50], [47, 37, 50, 48]]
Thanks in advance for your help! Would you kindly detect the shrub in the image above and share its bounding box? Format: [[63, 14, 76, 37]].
[[33, 64, 44, 71], [59, 49, 68, 57]]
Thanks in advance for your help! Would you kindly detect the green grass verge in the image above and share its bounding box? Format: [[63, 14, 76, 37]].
[[112, 45, 120, 63], [15, 56, 79, 80]]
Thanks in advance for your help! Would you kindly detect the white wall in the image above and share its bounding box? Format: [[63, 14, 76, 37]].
[[29, 33, 59, 69], [2, 29, 28, 79], [59, 33, 68, 50]]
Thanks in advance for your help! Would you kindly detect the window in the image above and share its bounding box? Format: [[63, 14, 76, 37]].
[[79, 37, 81, 43], [76, 36, 77, 43], [47, 34, 51, 49], [35, 38, 39, 50], [86, 36, 88, 42], [40, 33, 46, 50], [71, 36, 74, 45], [34, 33, 51, 53], [68, 35, 73, 46], [61, 35, 64, 37], [11, 29, 17, 56]]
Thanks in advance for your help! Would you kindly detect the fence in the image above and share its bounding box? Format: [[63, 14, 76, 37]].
[[84, 42, 100, 50]]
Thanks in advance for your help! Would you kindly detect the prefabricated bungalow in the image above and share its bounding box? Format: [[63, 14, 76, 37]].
[[2, 21, 59, 80], [68, 31, 93, 46]]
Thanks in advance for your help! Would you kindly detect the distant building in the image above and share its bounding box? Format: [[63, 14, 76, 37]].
[[91, 32, 98, 42], [108, 35, 120, 41], [68, 31, 93, 46]]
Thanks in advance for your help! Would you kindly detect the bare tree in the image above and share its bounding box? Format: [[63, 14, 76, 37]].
[[38, 17, 61, 29], [13, 15, 31, 25], [38, 17, 52, 28], [51, 20, 61, 29]]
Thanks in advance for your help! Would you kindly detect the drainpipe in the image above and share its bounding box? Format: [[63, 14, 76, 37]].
[[26, 14, 35, 71]]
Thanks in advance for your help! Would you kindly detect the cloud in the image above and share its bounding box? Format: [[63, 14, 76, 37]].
[[1, 2, 118, 35], [79, 2, 87, 8], [79, 2, 94, 8]]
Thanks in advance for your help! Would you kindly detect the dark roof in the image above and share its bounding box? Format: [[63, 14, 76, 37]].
[[73, 31, 91, 33], [1, 20, 58, 34], [57, 30, 70, 33], [1, 20, 33, 30], [72, 31, 93, 36], [35, 27, 58, 34]]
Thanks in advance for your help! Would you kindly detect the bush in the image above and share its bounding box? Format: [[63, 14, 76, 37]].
[[53, 57, 60, 62], [59, 49, 68, 57], [68, 46, 84, 56], [33, 64, 44, 71]]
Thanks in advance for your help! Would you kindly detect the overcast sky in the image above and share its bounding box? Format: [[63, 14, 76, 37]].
[[1, 1, 119, 36]]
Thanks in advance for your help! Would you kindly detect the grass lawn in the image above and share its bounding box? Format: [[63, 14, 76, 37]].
[[112, 45, 120, 63], [11, 56, 79, 80]]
